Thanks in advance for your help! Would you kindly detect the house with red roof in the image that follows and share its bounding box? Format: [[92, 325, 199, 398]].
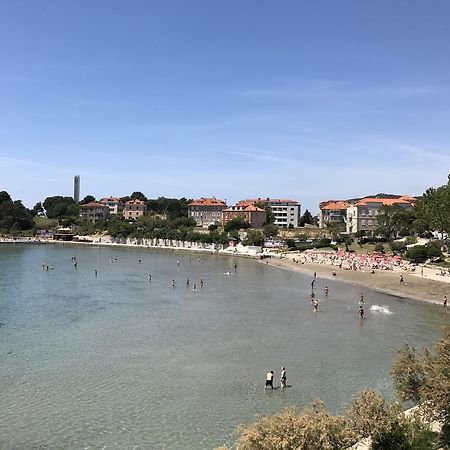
[[318, 200, 351, 228], [99, 197, 124, 215], [123, 199, 146, 221], [188, 197, 227, 227], [222, 203, 266, 228], [79, 202, 110, 224]]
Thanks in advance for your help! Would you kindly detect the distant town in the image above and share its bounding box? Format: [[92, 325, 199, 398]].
[[0, 174, 448, 263]]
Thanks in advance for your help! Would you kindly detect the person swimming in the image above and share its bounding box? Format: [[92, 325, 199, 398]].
[[172, 279, 176, 287]]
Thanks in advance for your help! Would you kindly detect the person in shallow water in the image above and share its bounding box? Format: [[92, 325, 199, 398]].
[[359, 304, 365, 319], [280, 367, 287, 388], [265, 371, 274, 389]]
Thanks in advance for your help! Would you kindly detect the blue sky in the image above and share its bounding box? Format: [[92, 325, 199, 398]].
[[1, 1, 449, 213]]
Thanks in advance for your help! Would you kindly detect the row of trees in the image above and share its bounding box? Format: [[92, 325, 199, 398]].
[[219, 327, 450, 450]]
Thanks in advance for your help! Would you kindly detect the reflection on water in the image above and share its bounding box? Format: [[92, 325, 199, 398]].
[[0, 244, 448, 449]]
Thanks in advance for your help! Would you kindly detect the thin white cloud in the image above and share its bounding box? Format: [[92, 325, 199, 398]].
[[239, 81, 438, 101]]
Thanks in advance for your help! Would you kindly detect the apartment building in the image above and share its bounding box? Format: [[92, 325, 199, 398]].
[[239, 198, 301, 227], [188, 197, 226, 227], [346, 196, 415, 234]]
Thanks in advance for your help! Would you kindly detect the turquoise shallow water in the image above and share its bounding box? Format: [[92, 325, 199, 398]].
[[0, 244, 448, 449]]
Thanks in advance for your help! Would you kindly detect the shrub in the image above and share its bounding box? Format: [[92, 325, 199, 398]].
[[374, 243, 385, 252], [425, 241, 442, 258], [390, 241, 406, 252], [405, 245, 429, 263]]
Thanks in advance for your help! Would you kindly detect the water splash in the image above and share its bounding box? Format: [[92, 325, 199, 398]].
[[370, 305, 393, 315]]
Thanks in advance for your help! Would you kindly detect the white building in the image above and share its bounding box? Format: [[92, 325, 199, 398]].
[[239, 198, 301, 227], [99, 197, 124, 215]]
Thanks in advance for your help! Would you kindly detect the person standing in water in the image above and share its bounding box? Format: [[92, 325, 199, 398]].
[[94, 269, 98, 277], [313, 299, 319, 312], [186, 278, 190, 287], [265, 371, 274, 389], [200, 279, 204, 288], [324, 286, 329, 296], [444, 295, 448, 310], [172, 279, 176, 287], [280, 367, 287, 388], [359, 292, 364, 304], [359, 304, 365, 319]]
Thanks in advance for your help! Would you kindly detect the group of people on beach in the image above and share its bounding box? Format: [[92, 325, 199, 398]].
[[265, 367, 287, 389]]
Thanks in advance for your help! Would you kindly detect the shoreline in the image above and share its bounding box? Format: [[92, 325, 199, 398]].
[[262, 254, 449, 307], [2, 238, 449, 307]]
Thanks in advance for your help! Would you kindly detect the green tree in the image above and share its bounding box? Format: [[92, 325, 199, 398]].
[[415, 175, 450, 239], [376, 205, 417, 241], [130, 191, 148, 202], [300, 209, 314, 226], [107, 216, 134, 238], [0, 191, 34, 232], [43, 196, 77, 219], [79, 195, 95, 205], [243, 229, 264, 246], [224, 216, 250, 232], [32, 202, 45, 217], [263, 223, 278, 238]]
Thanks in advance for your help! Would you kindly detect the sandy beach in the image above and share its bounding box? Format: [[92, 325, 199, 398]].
[[263, 253, 450, 306]]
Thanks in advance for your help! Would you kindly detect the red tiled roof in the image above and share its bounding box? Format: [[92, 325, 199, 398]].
[[320, 200, 351, 210], [80, 202, 108, 209], [188, 197, 226, 207], [99, 197, 122, 203], [356, 197, 414, 207], [398, 195, 417, 202]]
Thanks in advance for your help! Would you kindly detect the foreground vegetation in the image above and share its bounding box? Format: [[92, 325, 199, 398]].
[[217, 327, 450, 450]]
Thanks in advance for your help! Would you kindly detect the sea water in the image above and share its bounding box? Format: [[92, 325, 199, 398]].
[[0, 244, 448, 449]]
